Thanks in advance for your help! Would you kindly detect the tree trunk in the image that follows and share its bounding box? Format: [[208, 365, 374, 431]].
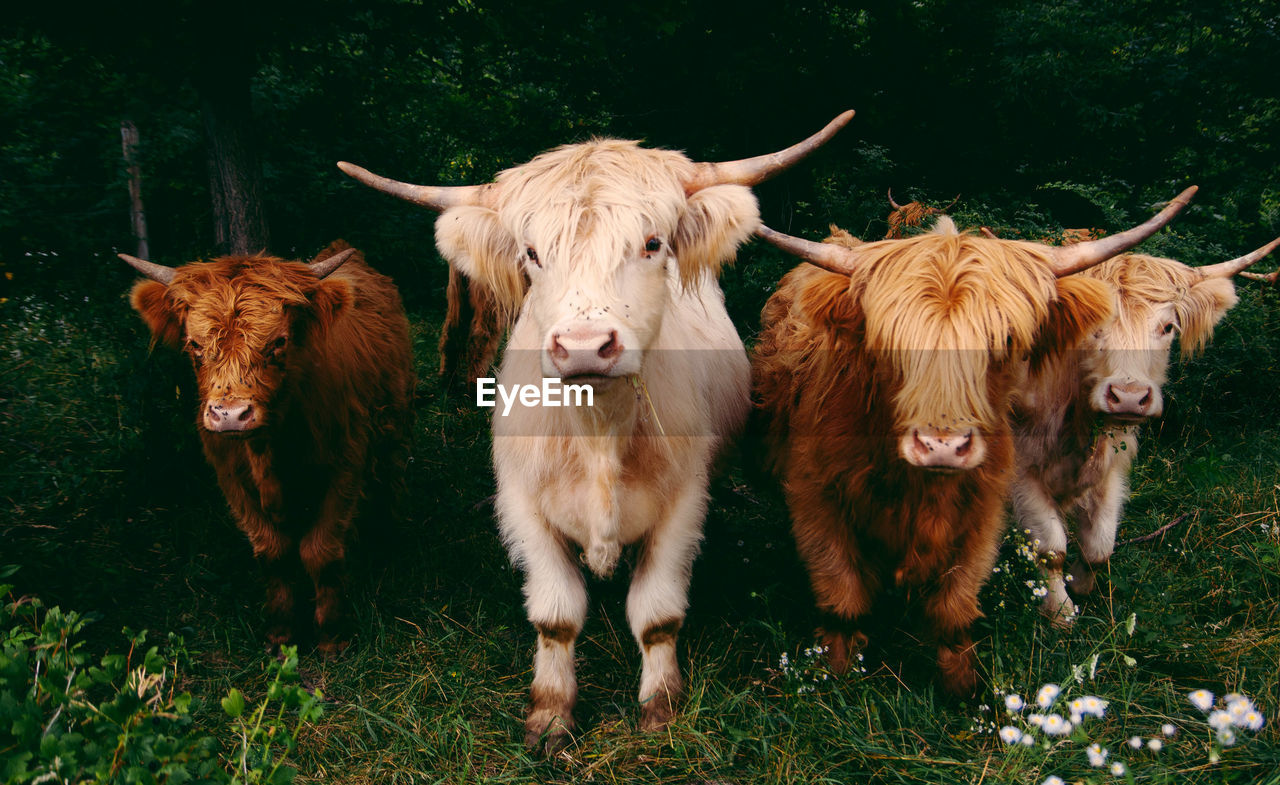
[[196, 59, 269, 256], [119, 119, 149, 258]]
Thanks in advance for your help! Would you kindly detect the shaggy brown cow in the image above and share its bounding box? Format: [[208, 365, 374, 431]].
[[1012, 237, 1280, 625], [885, 190, 959, 238], [121, 241, 414, 653], [752, 189, 1193, 695]]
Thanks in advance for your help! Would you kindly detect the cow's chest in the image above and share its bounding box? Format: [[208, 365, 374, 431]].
[[532, 435, 692, 547]]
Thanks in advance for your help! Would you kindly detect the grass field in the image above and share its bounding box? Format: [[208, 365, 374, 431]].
[[2, 246, 1279, 784]]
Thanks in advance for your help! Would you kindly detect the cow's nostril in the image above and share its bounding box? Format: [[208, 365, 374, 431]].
[[237, 405, 254, 422], [598, 331, 621, 359], [1106, 385, 1121, 405], [551, 335, 569, 361], [954, 432, 973, 457]]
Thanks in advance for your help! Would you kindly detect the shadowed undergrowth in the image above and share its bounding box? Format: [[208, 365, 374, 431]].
[[1, 256, 1279, 783]]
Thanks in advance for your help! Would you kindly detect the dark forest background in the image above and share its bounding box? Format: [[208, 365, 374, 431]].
[[4, 0, 1278, 297]]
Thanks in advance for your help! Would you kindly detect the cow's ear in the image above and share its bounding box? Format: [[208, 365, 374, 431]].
[[1177, 277, 1238, 357], [130, 280, 184, 348], [672, 185, 759, 285], [311, 277, 354, 326], [435, 206, 526, 316], [1032, 276, 1116, 363]]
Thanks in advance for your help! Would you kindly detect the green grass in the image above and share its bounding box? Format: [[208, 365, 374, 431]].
[[2, 261, 1279, 784]]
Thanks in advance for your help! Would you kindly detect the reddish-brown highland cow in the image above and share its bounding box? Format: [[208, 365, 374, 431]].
[[751, 188, 1194, 695], [121, 241, 414, 653]]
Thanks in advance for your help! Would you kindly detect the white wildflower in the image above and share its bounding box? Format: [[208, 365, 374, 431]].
[[1227, 696, 1255, 725], [1241, 710, 1265, 731], [999, 726, 1023, 745], [1208, 710, 1233, 730], [1080, 695, 1107, 718], [1086, 743, 1109, 767], [1128, 735, 1142, 749], [1037, 683, 1061, 708], [1148, 738, 1163, 752], [1217, 727, 1237, 746], [1162, 723, 1178, 737], [1042, 777, 1065, 785], [1110, 761, 1127, 776], [1188, 689, 1214, 712], [1028, 713, 1045, 727], [1020, 734, 1034, 746], [1042, 714, 1071, 736], [1005, 694, 1025, 713]]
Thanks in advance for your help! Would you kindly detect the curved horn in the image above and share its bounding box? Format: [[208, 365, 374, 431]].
[[337, 161, 498, 212], [683, 110, 855, 193], [979, 227, 1000, 239], [308, 247, 358, 280], [1194, 236, 1280, 280], [1048, 186, 1197, 277], [118, 253, 176, 285], [757, 225, 860, 275], [888, 188, 904, 211], [941, 193, 961, 213], [1240, 269, 1280, 284]]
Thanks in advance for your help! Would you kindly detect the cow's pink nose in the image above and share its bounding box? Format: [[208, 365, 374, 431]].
[[1104, 382, 1153, 416], [901, 427, 983, 469], [550, 328, 623, 377], [204, 399, 258, 432]]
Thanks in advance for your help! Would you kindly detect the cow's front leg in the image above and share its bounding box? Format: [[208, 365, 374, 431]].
[[498, 491, 587, 756], [299, 474, 361, 655], [1010, 474, 1075, 626], [1070, 451, 1130, 597], [626, 486, 705, 732], [787, 482, 877, 674]]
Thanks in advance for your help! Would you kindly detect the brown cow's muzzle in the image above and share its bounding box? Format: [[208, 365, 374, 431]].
[[900, 426, 986, 471], [1102, 381, 1158, 420], [203, 398, 260, 433]]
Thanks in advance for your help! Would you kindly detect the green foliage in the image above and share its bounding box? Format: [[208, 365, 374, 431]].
[[0, 573, 323, 785]]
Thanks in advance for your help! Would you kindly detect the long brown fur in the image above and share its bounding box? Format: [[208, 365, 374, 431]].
[[753, 230, 1115, 695], [129, 240, 415, 652]]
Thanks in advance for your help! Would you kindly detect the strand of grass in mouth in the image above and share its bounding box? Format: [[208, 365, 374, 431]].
[[630, 375, 665, 436]]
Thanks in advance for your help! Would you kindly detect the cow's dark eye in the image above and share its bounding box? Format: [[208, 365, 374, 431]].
[[526, 247, 540, 267], [187, 339, 203, 357], [268, 336, 287, 355], [1162, 322, 1176, 335], [644, 237, 663, 254]]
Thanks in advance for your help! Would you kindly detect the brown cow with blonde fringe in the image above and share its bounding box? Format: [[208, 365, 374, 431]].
[[122, 241, 414, 654], [752, 189, 1192, 696]]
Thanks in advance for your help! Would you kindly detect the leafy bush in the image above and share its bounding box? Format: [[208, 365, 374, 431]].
[[0, 566, 322, 784]]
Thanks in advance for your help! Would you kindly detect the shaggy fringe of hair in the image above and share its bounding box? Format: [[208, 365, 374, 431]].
[[1082, 253, 1239, 358]]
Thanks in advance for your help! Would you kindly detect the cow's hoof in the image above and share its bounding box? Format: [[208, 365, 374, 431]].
[[1040, 594, 1078, 628], [316, 636, 352, 659], [1068, 561, 1100, 596], [639, 690, 677, 732], [818, 627, 869, 675], [524, 712, 574, 757], [937, 643, 979, 699]]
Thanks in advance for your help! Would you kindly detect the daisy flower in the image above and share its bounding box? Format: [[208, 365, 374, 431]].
[[1037, 683, 1061, 708], [1028, 713, 1046, 727], [1188, 689, 1215, 712], [1080, 695, 1107, 718], [1208, 710, 1233, 730], [1004, 693, 1025, 713], [1240, 710, 1265, 731], [1217, 727, 1237, 747], [999, 726, 1023, 745], [1110, 761, 1127, 776], [1041, 714, 1071, 736], [1161, 723, 1178, 737], [1148, 738, 1163, 752], [1127, 736, 1142, 749], [1042, 777, 1065, 785], [1086, 743, 1109, 767]]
